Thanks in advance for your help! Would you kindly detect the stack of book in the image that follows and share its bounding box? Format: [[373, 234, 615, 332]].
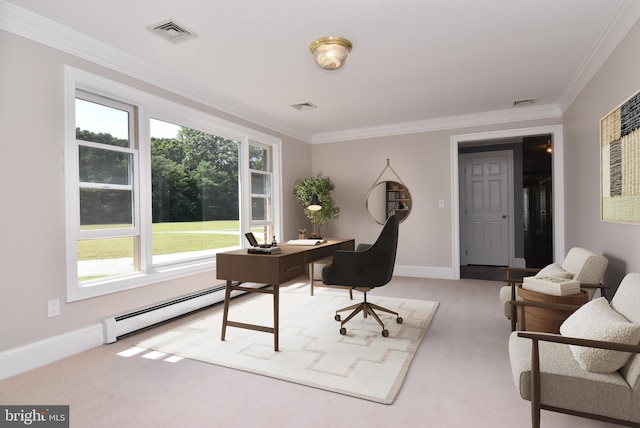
[[522, 276, 581, 296], [248, 246, 282, 254]]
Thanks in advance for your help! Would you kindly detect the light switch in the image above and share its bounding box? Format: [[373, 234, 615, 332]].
[[438, 200, 445, 208]]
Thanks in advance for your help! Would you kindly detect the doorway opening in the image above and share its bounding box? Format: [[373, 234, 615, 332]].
[[458, 135, 553, 280]]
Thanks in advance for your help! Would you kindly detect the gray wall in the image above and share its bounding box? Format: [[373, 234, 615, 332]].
[[3, 15, 640, 353], [562, 18, 640, 288], [0, 30, 310, 351]]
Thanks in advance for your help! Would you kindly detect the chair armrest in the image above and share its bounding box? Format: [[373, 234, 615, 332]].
[[517, 331, 640, 354], [580, 282, 611, 290], [517, 330, 640, 426]]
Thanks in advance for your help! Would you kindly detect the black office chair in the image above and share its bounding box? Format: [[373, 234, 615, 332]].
[[322, 215, 402, 337]]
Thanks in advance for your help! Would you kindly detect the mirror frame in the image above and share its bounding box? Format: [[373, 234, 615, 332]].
[[366, 180, 412, 225]]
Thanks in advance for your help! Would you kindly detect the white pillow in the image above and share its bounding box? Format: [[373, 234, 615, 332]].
[[560, 297, 640, 373], [535, 262, 571, 279]]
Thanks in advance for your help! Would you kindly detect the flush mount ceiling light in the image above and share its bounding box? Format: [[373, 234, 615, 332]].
[[309, 36, 352, 70]]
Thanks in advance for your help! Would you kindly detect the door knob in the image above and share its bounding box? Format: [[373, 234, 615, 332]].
[[502, 214, 507, 219]]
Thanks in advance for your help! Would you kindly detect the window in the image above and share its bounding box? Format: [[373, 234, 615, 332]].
[[66, 67, 281, 301], [249, 143, 274, 243]]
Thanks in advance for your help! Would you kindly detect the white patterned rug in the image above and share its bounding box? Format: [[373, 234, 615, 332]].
[[131, 282, 439, 404]]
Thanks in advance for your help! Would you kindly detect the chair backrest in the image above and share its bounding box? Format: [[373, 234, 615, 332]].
[[321, 215, 399, 288], [610, 273, 640, 393], [561, 247, 608, 285], [364, 214, 399, 285]]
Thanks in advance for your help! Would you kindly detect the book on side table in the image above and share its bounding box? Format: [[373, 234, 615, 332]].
[[522, 276, 581, 296]]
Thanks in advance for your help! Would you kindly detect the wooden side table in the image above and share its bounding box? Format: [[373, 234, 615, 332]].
[[516, 286, 588, 333]]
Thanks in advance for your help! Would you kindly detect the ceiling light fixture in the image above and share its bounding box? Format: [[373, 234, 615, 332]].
[[309, 36, 352, 70]]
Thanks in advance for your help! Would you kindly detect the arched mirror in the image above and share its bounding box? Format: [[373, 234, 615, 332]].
[[366, 160, 412, 225]]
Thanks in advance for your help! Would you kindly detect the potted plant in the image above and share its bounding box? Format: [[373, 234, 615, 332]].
[[293, 172, 340, 238]]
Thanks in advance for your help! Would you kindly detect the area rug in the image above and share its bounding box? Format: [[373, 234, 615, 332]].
[[131, 282, 439, 404]]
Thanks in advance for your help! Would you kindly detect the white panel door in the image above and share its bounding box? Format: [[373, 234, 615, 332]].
[[464, 153, 510, 266]]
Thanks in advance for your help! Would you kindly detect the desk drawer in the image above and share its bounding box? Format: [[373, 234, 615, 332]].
[[279, 253, 305, 281]]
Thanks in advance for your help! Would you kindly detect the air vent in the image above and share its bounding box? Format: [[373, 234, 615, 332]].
[[291, 102, 317, 111], [147, 19, 198, 44], [513, 98, 536, 107]]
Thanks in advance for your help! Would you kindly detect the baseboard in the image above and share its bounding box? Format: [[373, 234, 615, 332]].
[[0, 324, 103, 380], [394, 265, 456, 280]]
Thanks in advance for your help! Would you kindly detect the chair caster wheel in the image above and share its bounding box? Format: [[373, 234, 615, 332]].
[[335, 314, 341, 321], [340, 327, 347, 335], [396, 317, 403, 324], [382, 329, 389, 337]]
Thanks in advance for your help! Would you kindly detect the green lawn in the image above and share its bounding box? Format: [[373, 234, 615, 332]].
[[78, 220, 242, 260]]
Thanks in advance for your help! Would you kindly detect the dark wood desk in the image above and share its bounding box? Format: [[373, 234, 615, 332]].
[[216, 238, 355, 350]]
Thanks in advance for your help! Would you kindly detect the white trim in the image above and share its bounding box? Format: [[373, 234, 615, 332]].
[[2, 0, 638, 145], [394, 265, 456, 280], [65, 66, 282, 302], [557, 0, 640, 112], [312, 104, 562, 144], [0, 1, 311, 143], [0, 324, 103, 380], [451, 125, 565, 279]]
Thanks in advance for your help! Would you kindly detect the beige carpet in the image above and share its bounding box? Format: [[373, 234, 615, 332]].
[[132, 282, 439, 404]]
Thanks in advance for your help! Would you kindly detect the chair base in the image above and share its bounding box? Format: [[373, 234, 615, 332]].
[[335, 297, 403, 337]]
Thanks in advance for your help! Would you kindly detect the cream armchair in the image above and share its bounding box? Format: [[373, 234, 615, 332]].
[[508, 272, 640, 427], [499, 247, 608, 331]]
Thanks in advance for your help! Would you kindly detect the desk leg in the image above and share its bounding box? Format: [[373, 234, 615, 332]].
[[221, 280, 232, 341], [274, 284, 279, 351]]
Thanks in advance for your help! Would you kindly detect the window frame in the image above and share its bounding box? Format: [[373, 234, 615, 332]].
[[65, 66, 282, 302]]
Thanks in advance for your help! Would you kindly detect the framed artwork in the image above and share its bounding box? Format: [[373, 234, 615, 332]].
[[600, 89, 640, 224]]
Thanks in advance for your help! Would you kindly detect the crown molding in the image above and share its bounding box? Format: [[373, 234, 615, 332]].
[[557, 0, 640, 112], [2, 0, 637, 145], [311, 104, 562, 144], [0, 1, 312, 142]]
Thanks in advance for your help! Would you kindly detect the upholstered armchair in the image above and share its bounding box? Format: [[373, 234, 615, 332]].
[[499, 247, 608, 331], [508, 272, 640, 427]]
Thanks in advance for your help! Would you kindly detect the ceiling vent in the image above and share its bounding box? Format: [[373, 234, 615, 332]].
[[291, 102, 317, 111], [147, 19, 198, 44], [513, 98, 536, 107]]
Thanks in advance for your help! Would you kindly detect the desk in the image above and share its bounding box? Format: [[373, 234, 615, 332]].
[[216, 238, 354, 350], [517, 286, 588, 333]]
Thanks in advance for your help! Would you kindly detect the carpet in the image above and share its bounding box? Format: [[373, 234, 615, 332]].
[[132, 282, 439, 404]]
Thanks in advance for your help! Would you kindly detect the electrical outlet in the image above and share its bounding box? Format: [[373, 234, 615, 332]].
[[48, 299, 60, 318], [438, 199, 445, 208]]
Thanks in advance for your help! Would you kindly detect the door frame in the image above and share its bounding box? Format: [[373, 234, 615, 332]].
[[450, 125, 565, 279], [459, 150, 514, 267]]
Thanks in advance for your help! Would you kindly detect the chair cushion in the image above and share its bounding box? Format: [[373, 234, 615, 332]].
[[535, 262, 571, 279], [509, 332, 633, 421], [560, 297, 640, 373]]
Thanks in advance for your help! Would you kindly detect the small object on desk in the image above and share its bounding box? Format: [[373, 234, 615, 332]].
[[248, 246, 282, 254], [286, 238, 327, 246], [298, 228, 306, 239], [523, 276, 581, 296], [272, 235, 277, 246]]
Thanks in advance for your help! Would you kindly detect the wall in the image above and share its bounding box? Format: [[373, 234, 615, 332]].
[[312, 119, 559, 277], [562, 18, 640, 288], [0, 30, 310, 352]]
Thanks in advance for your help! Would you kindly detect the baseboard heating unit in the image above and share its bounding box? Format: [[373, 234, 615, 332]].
[[101, 286, 228, 344]]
